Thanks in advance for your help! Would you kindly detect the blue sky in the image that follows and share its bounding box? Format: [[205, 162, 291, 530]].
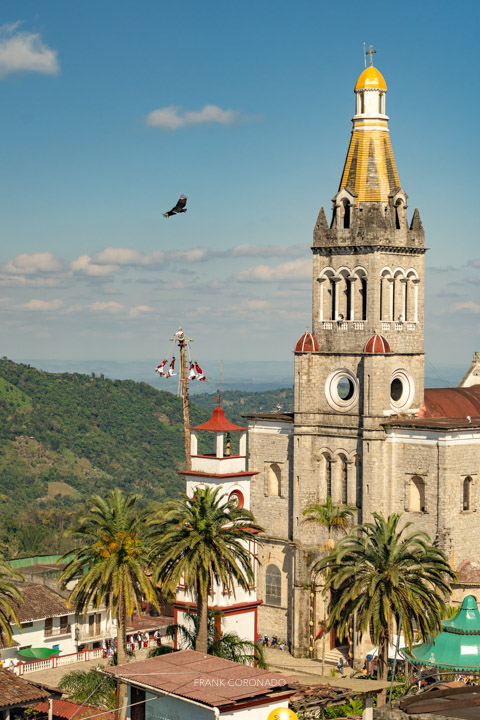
[[0, 0, 479, 378]]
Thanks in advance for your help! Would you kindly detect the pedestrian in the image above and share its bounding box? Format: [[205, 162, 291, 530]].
[[154, 629, 161, 647], [337, 657, 345, 676], [143, 631, 150, 648], [136, 632, 142, 650]]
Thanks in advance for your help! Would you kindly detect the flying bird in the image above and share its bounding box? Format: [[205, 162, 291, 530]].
[[163, 195, 187, 218]]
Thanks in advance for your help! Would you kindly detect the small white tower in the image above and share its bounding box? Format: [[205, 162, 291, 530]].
[[174, 406, 261, 645]]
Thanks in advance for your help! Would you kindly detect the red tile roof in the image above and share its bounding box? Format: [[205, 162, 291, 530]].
[[295, 331, 319, 352], [191, 407, 245, 433], [104, 649, 296, 709], [34, 699, 114, 720], [364, 334, 391, 354], [0, 669, 51, 709]]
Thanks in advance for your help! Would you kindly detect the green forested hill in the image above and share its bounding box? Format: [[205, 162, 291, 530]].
[[0, 358, 208, 555], [0, 358, 293, 557]]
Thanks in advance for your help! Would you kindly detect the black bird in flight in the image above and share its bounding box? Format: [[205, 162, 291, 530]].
[[163, 195, 187, 218]]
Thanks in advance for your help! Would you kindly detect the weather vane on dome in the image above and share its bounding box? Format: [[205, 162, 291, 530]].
[[365, 44, 377, 67]]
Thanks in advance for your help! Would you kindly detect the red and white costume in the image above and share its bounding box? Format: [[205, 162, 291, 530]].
[[195, 362, 206, 381], [188, 362, 197, 380], [167, 357, 177, 378], [155, 359, 168, 376]]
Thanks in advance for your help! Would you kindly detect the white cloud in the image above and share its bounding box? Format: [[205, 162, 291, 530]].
[[235, 258, 311, 283], [128, 305, 153, 317], [90, 301, 125, 314], [20, 299, 62, 311], [243, 300, 269, 310], [168, 247, 211, 263], [93, 247, 164, 266], [3, 252, 62, 275], [0, 23, 59, 78], [71, 255, 118, 277], [0, 275, 63, 287], [452, 301, 480, 314], [145, 104, 245, 130]]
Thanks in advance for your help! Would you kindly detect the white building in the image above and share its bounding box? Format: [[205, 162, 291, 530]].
[[174, 406, 260, 644], [0, 584, 115, 665]]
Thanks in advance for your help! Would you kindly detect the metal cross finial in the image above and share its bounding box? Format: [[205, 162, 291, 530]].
[[365, 44, 376, 67], [474, 351, 479, 363]]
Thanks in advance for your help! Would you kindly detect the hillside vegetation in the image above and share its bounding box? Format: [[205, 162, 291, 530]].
[[0, 358, 293, 557], [0, 358, 207, 555]]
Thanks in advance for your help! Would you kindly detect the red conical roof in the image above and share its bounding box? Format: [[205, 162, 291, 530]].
[[191, 406, 246, 432], [295, 331, 319, 352], [364, 334, 391, 353]]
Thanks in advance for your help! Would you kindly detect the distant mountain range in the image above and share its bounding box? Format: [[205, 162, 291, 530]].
[[15, 357, 464, 391]]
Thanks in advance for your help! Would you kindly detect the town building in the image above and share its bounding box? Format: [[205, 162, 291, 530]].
[[245, 59, 480, 659], [104, 649, 296, 720], [0, 584, 115, 666]]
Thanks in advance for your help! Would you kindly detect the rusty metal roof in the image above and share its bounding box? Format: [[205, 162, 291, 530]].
[[420, 386, 480, 419], [104, 649, 296, 709], [0, 669, 51, 709]]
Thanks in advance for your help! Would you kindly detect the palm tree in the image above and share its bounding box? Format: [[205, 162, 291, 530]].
[[302, 495, 356, 551], [0, 559, 23, 646], [303, 496, 355, 670], [148, 486, 263, 654], [58, 489, 159, 666], [315, 513, 456, 704], [166, 610, 267, 668]]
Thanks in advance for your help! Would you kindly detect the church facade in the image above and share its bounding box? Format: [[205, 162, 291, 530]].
[[246, 62, 480, 659]]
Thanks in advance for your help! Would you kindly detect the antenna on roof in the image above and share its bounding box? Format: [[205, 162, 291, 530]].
[[363, 42, 366, 68]]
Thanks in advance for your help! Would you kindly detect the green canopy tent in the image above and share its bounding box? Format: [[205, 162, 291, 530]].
[[402, 595, 480, 672], [17, 648, 60, 660]]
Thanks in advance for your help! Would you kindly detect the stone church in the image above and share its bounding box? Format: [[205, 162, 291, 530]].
[[245, 61, 480, 660]]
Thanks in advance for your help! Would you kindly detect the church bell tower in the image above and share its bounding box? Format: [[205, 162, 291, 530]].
[[290, 59, 427, 654]]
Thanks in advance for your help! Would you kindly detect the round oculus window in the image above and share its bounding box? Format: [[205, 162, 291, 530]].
[[390, 369, 415, 411], [325, 369, 359, 412], [228, 489, 244, 509]]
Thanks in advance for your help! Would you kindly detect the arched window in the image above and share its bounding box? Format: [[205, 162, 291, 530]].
[[265, 565, 281, 606], [327, 277, 336, 320], [409, 476, 426, 512], [326, 456, 333, 499], [463, 477, 473, 511], [379, 93, 385, 114], [266, 463, 281, 497], [340, 456, 348, 504], [342, 200, 351, 229]]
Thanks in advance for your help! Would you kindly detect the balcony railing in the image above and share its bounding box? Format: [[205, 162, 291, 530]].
[[44, 624, 71, 639]]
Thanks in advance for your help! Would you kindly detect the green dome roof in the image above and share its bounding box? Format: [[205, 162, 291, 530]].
[[442, 595, 480, 635], [402, 597, 480, 671]]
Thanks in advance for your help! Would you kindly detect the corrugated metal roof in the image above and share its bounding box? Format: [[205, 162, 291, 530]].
[[104, 649, 296, 708]]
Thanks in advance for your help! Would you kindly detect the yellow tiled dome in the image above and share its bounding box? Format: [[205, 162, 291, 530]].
[[355, 66, 387, 92]]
